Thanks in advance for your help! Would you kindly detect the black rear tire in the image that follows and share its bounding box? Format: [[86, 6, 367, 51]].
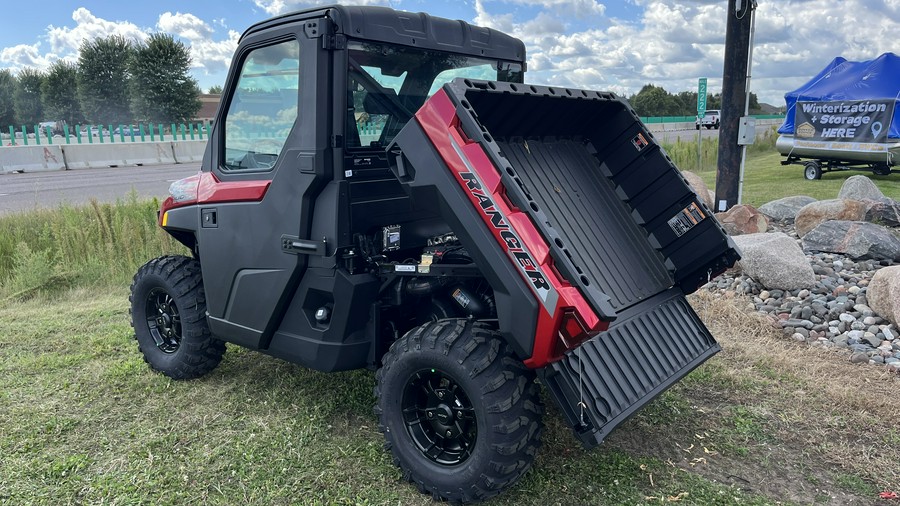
[[130, 255, 225, 380], [375, 319, 543, 503]]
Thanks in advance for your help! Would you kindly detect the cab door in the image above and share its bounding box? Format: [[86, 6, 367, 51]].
[[197, 23, 331, 348]]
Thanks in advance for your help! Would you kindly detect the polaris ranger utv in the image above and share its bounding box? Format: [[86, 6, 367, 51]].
[[130, 5, 739, 502]]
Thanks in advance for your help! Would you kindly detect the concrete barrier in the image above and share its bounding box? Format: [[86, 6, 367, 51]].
[[0, 145, 66, 173], [62, 141, 176, 169], [171, 141, 206, 164]]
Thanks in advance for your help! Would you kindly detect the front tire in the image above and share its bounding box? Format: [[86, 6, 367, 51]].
[[375, 320, 543, 503], [130, 255, 225, 379]]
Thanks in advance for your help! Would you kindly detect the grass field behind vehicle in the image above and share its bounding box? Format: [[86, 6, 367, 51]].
[[1, 138, 899, 505]]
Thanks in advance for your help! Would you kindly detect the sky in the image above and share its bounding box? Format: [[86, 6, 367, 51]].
[[0, 0, 898, 106]]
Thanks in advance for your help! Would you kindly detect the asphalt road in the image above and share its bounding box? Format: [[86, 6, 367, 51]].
[[0, 163, 201, 215]]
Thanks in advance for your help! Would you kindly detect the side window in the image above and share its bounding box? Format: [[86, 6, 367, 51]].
[[222, 39, 300, 172]]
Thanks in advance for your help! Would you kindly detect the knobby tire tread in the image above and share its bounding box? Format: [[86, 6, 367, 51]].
[[375, 319, 543, 503], [130, 255, 225, 380]]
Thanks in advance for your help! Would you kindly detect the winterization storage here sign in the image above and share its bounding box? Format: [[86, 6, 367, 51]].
[[794, 99, 894, 142]]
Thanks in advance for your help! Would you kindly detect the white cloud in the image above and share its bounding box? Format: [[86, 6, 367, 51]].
[[188, 30, 241, 75], [158, 12, 215, 41], [0, 44, 55, 71], [46, 7, 148, 54], [253, 0, 391, 16], [500, 0, 605, 17], [156, 11, 238, 74]]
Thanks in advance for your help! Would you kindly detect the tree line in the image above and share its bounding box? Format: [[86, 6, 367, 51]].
[[0, 34, 202, 132], [627, 84, 761, 117]]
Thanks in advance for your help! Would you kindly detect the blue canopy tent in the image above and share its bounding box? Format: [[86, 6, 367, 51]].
[[778, 52, 900, 139]]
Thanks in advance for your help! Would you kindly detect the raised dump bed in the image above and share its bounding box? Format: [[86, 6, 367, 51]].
[[389, 79, 739, 446]]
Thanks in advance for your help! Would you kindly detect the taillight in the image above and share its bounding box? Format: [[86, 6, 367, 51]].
[[159, 173, 202, 226], [168, 174, 202, 204], [553, 309, 600, 360]]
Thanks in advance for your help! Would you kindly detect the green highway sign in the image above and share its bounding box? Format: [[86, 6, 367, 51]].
[[697, 77, 707, 117]]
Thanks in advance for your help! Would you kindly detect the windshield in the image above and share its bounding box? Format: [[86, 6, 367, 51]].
[[346, 41, 523, 150]]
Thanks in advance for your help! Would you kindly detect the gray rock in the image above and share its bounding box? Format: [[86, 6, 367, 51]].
[[854, 304, 874, 316], [838, 175, 886, 201], [850, 352, 869, 363], [795, 199, 868, 237], [759, 195, 817, 223], [732, 232, 816, 290], [839, 313, 856, 323], [863, 316, 881, 325], [868, 266, 900, 327], [863, 334, 881, 347], [864, 199, 900, 228], [802, 221, 900, 261]]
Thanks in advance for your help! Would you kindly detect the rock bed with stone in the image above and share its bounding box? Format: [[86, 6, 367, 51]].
[[683, 173, 900, 374], [706, 250, 900, 372]]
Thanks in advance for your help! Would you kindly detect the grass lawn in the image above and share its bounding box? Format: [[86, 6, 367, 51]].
[[692, 150, 900, 207], [1, 287, 897, 505]]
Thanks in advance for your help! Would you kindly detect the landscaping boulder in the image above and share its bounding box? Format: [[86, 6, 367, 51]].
[[867, 265, 900, 326], [864, 199, 900, 228], [715, 204, 768, 235], [794, 199, 867, 237], [801, 220, 900, 261], [682, 170, 713, 209], [758, 195, 817, 223], [732, 232, 816, 290], [838, 175, 885, 201]]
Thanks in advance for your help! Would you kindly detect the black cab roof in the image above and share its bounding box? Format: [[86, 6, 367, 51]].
[[241, 5, 526, 66]]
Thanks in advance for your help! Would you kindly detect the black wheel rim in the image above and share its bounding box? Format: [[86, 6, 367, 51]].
[[401, 369, 477, 466], [145, 287, 182, 354]]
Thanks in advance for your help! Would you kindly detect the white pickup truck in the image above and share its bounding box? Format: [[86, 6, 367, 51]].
[[696, 109, 720, 129]]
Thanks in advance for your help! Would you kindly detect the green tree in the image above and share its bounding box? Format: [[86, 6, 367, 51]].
[[749, 92, 760, 112], [41, 61, 83, 126], [629, 84, 679, 117], [207, 84, 223, 94], [13, 67, 44, 127], [674, 91, 698, 116], [0, 69, 15, 127], [77, 35, 133, 125], [129, 34, 201, 124]]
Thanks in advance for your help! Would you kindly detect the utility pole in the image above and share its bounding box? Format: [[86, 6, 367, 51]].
[[714, 0, 754, 212]]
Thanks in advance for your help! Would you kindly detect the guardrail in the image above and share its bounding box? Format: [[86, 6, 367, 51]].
[[0, 140, 205, 174], [639, 114, 785, 124], [1, 122, 211, 146]]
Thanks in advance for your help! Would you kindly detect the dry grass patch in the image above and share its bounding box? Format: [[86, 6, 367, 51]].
[[657, 290, 898, 500]]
